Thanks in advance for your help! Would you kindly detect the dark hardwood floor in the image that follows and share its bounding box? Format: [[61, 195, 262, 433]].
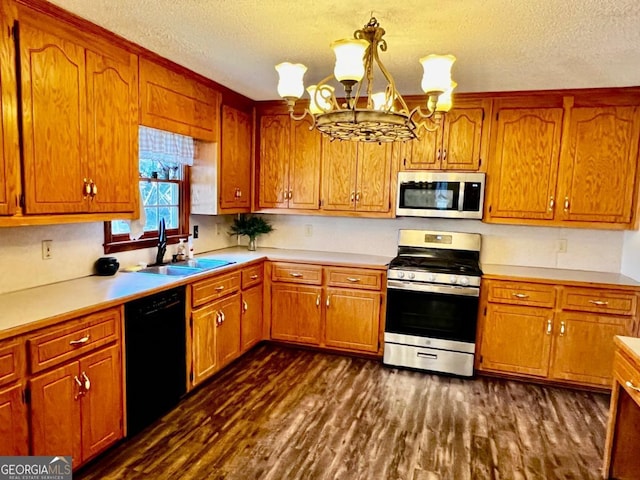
[[77, 345, 610, 480]]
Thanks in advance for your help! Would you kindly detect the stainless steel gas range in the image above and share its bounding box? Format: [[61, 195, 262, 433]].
[[383, 229, 482, 377]]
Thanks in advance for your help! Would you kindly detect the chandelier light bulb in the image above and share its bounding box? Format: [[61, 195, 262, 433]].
[[436, 81, 457, 112], [371, 92, 390, 111], [275, 62, 307, 99], [331, 38, 368, 83], [307, 85, 334, 114], [420, 54, 456, 96]]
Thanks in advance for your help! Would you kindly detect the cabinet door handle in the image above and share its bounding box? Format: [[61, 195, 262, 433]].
[[355, 192, 361, 202], [626, 380, 640, 393], [289, 190, 293, 200], [564, 197, 570, 212], [546, 319, 552, 335], [250, 274, 259, 280], [548, 196, 555, 211], [243, 300, 248, 312], [559, 321, 566, 336], [326, 295, 331, 308], [74, 376, 84, 399], [215, 311, 222, 326], [91, 181, 97, 197], [437, 149, 441, 160], [316, 294, 320, 307], [220, 310, 225, 324], [289, 272, 303, 278], [215, 285, 225, 292], [588, 300, 609, 306], [350, 192, 355, 202], [83, 178, 91, 198], [512, 293, 529, 299], [442, 149, 447, 160], [81, 372, 91, 391], [69, 335, 90, 346]]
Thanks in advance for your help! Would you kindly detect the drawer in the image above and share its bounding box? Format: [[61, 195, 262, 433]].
[[271, 262, 322, 285], [28, 308, 120, 374], [562, 288, 637, 316], [242, 264, 264, 290], [192, 271, 241, 307], [614, 350, 640, 406], [486, 281, 556, 308], [0, 340, 22, 388], [325, 267, 382, 290]]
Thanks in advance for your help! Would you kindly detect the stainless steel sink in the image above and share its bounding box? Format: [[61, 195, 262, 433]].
[[135, 258, 235, 277], [177, 258, 235, 270]]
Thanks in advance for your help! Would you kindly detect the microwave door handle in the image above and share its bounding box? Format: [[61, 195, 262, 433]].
[[458, 182, 466, 212]]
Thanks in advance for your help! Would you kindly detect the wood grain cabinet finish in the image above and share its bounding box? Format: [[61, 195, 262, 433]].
[[324, 288, 380, 353], [478, 278, 639, 388], [402, 100, 490, 171], [191, 302, 219, 386], [191, 271, 241, 308], [258, 114, 321, 210], [0, 338, 28, 456], [16, 8, 138, 216], [219, 105, 252, 211], [241, 284, 263, 352], [139, 58, 220, 142], [271, 283, 322, 345], [271, 262, 322, 285], [321, 139, 393, 214]]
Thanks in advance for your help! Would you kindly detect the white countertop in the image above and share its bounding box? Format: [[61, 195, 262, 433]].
[[616, 336, 640, 364], [0, 247, 393, 339], [482, 263, 640, 288]]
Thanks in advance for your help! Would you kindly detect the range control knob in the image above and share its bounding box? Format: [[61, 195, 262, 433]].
[[397, 271, 405, 279], [449, 275, 458, 284], [408, 272, 416, 280], [428, 273, 437, 282], [459, 276, 470, 286]]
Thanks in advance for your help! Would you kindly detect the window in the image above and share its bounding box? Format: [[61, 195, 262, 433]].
[[104, 127, 193, 254]]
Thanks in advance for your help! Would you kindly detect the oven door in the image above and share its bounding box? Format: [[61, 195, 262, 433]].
[[385, 280, 479, 344]]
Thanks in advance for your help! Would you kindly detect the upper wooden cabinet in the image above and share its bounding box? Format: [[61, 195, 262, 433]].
[[257, 114, 321, 210], [402, 99, 491, 171], [219, 105, 252, 212], [139, 58, 220, 142], [485, 94, 640, 229], [321, 139, 393, 214]]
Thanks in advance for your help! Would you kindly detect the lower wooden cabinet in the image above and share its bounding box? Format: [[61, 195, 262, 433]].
[[241, 284, 263, 352], [191, 302, 219, 386], [271, 284, 322, 345], [0, 384, 29, 455], [30, 345, 122, 467], [215, 294, 242, 367], [324, 288, 380, 353]]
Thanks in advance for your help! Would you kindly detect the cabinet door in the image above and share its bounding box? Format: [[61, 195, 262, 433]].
[[402, 128, 441, 170], [271, 284, 321, 345], [355, 143, 392, 212], [79, 345, 122, 462], [220, 105, 252, 210], [191, 303, 219, 387], [31, 362, 82, 466], [241, 285, 263, 352], [216, 294, 242, 369], [258, 115, 289, 208], [486, 107, 563, 220], [0, 1, 17, 216], [19, 21, 87, 214], [479, 304, 552, 377], [0, 384, 29, 456], [324, 288, 380, 353], [85, 48, 138, 214], [550, 312, 630, 387], [441, 107, 484, 171], [289, 117, 321, 209], [558, 106, 640, 225], [321, 138, 357, 211]]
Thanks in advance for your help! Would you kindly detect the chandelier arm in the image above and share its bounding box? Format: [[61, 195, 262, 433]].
[[289, 108, 313, 124], [315, 74, 341, 111]]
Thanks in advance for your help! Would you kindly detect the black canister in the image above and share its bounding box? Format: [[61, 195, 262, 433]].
[[95, 257, 120, 276]]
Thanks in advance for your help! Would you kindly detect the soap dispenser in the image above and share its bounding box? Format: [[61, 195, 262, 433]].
[[176, 239, 186, 261]]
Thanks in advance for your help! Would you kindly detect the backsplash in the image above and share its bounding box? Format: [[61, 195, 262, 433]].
[[0, 213, 630, 295]]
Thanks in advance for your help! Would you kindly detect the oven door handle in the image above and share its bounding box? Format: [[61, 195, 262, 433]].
[[387, 280, 480, 297]]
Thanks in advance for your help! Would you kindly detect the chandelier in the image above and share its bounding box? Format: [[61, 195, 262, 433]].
[[275, 17, 456, 143]]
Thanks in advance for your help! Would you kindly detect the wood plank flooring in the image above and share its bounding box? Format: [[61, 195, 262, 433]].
[[77, 345, 610, 480]]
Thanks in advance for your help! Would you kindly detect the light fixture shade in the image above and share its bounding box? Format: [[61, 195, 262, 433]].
[[420, 54, 456, 95], [436, 81, 457, 112], [307, 85, 334, 114], [275, 62, 307, 99], [371, 92, 391, 111], [331, 38, 368, 83]]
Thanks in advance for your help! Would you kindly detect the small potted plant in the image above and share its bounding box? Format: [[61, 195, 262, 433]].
[[229, 214, 274, 251]]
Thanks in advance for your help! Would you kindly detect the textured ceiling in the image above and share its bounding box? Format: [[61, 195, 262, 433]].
[[48, 0, 640, 101]]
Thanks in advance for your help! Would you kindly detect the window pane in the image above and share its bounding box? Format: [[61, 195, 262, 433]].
[[144, 207, 158, 232], [112, 220, 130, 235], [158, 182, 179, 206], [140, 181, 157, 206], [158, 207, 179, 229]]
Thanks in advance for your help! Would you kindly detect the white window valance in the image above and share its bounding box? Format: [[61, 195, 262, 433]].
[[138, 125, 194, 166]]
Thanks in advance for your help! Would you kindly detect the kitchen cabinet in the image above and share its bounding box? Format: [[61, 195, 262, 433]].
[[401, 99, 490, 171], [321, 140, 393, 214], [219, 105, 252, 211], [0, 339, 28, 456], [139, 57, 220, 142], [16, 6, 138, 216], [477, 278, 638, 388], [324, 289, 380, 353], [241, 264, 264, 352], [257, 114, 321, 210]]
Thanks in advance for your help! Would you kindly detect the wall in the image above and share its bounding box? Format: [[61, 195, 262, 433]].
[[622, 230, 640, 281]]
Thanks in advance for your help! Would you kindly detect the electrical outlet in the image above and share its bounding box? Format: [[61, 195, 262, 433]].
[[557, 239, 568, 253], [42, 240, 53, 260], [193, 225, 199, 239], [304, 224, 313, 237]]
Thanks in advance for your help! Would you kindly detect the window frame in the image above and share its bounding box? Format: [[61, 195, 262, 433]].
[[103, 167, 190, 254]]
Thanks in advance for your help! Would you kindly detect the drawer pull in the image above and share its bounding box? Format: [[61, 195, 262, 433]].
[[512, 293, 529, 299], [626, 380, 640, 393], [250, 274, 259, 280], [346, 277, 361, 283], [290, 272, 303, 278], [588, 300, 609, 306], [417, 352, 438, 360], [69, 335, 90, 346], [215, 286, 225, 292], [546, 319, 552, 335]]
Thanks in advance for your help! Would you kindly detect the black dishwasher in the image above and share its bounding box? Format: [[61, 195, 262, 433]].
[[125, 287, 186, 437]]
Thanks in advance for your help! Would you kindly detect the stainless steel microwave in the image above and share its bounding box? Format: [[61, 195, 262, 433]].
[[396, 172, 486, 219]]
